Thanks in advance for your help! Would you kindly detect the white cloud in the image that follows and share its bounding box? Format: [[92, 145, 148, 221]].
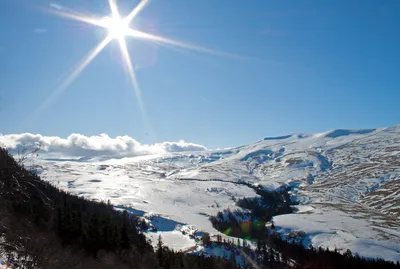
[[0, 133, 206, 158], [49, 2, 63, 10], [34, 28, 48, 33]]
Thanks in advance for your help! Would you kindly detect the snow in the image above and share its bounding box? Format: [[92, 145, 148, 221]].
[[33, 125, 400, 262], [263, 134, 293, 141], [371, 226, 400, 238], [146, 231, 196, 252], [273, 207, 400, 262], [196, 244, 247, 265], [293, 205, 314, 213], [324, 129, 376, 138]]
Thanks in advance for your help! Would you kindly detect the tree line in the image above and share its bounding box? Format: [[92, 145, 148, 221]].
[[210, 186, 294, 239]]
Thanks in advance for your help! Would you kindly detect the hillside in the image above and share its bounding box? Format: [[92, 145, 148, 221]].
[[32, 126, 400, 263], [0, 148, 241, 268]]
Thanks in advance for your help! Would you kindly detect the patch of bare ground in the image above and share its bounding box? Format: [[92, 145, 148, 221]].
[[361, 180, 400, 219]]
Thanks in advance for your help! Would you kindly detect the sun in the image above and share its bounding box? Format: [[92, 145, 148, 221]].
[[41, 0, 152, 117], [39, 0, 244, 123], [103, 16, 130, 40]]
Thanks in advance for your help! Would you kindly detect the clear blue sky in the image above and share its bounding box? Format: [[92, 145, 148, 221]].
[[0, 0, 399, 148]]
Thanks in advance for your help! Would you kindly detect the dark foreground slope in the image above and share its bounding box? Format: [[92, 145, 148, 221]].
[[0, 148, 238, 269]]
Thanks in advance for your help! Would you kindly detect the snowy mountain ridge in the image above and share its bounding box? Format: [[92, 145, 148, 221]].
[[35, 125, 400, 262]]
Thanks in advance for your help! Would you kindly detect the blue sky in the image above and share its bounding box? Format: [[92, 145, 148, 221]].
[[0, 0, 399, 149]]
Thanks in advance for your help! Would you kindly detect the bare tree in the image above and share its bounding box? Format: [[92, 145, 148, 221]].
[[15, 143, 41, 167]]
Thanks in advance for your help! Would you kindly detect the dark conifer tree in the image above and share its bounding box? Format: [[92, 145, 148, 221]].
[[229, 250, 236, 268], [157, 235, 163, 266], [120, 224, 130, 249]]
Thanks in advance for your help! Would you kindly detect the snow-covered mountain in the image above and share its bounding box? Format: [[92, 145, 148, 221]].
[[36, 125, 400, 262]]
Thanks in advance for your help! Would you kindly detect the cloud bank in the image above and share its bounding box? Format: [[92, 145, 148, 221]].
[[0, 133, 207, 159]]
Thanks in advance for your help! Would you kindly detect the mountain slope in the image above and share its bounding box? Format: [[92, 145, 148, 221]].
[[0, 148, 247, 269], [37, 125, 400, 262]]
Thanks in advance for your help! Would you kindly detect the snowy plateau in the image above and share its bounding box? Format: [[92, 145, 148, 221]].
[[34, 126, 400, 262]]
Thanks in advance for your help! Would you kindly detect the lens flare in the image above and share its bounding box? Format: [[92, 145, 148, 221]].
[[223, 227, 232, 236]]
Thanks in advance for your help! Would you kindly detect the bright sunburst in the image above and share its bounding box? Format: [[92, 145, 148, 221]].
[[103, 16, 129, 40], [39, 0, 248, 120], [39, 0, 151, 116]]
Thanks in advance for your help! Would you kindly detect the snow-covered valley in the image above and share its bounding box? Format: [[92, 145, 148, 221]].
[[29, 126, 400, 262]]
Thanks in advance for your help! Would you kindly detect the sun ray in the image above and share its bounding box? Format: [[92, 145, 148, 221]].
[[118, 38, 145, 116], [46, 9, 106, 28], [117, 37, 153, 138], [126, 29, 254, 60], [36, 36, 112, 112], [124, 0, 149, 24], [108, 0, 120, 19]]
